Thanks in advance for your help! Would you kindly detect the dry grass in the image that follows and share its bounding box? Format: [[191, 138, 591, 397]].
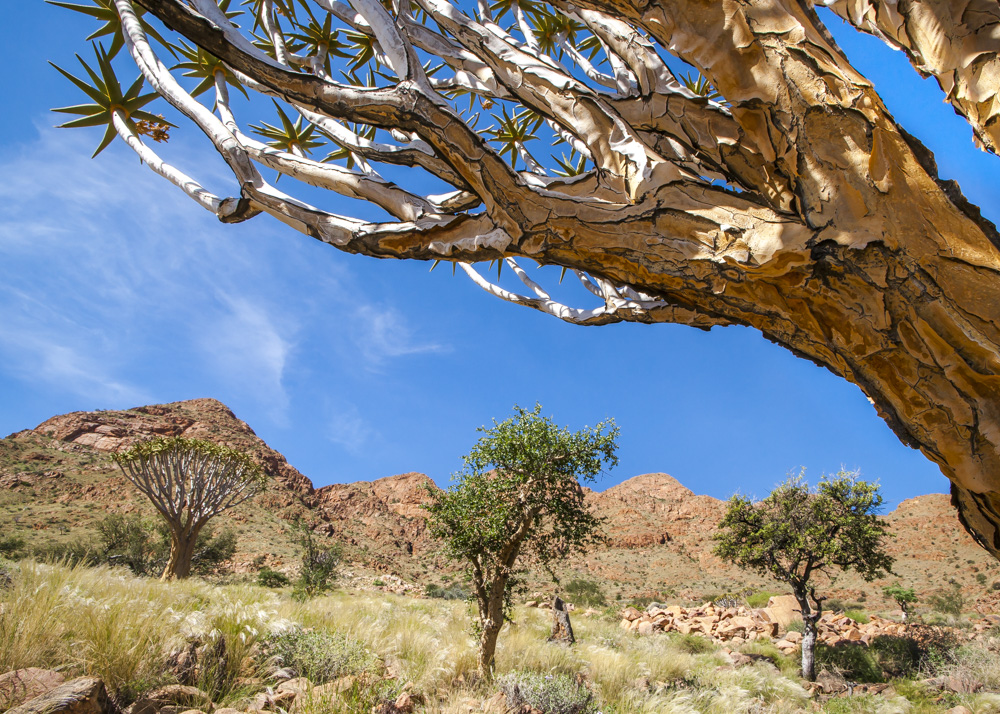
[[2, 560, 998, 713]]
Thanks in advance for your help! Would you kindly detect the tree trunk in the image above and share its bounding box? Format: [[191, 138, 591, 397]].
[[550, 596, 575, 644], [162, 524, 201, 580], [801, 615, 818, 682], [794, 590, 820, 682], [477, 619, 503, 681]]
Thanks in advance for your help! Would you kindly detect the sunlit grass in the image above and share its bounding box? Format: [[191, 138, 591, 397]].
[[0, 560, 994, 713]]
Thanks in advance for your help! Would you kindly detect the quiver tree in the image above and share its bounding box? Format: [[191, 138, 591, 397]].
[[425, 404, 617, 679], [113, 437, 266, 579], [713, 471, 893, 682], [50, 0, 1000, 555]]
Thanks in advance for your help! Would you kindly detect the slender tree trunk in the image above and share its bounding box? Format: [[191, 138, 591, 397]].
[[477, 616, 503, 680], [801, 615, 818, 682], [794, 590, 820, 682]]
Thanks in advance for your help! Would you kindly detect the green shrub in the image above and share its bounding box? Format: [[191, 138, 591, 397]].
[[671, 633, 715, 654], [816, 643, 882, 683], [564, 578, 607, 607], [257, 567, 290, 588], [929, 581, 966, 616], [32, 538, 103, 566], [262, 628, 380, 684], [845, 609, 869, 624], [0, 535, 25, 559], [496, 671, 596, 714], [868, 635, 922, 679], [745, 591, 779, 608], [292, 522, 341, 601], [424, 582, 468, 600]]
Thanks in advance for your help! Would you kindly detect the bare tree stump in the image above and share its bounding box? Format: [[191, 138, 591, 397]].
[[550, 596, 575, 644]]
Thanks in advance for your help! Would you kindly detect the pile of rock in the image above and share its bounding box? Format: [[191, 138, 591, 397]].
[[0, 669, 422, 714], [618, 596, 926, 654], [618, 602, 781, 643]]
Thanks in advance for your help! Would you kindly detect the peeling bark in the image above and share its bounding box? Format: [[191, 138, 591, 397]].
[[64, 0, 1000, 557]]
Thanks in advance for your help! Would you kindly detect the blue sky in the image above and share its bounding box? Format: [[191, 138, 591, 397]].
[[1, 4, 997, 508]]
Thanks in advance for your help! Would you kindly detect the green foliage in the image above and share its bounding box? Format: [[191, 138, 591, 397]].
[[292, 521, 342, 601], [50, 44, 169, 157], [426, 405, 617, 617], [425, 404, 617, 675], [816, 643, 884, 683], [261, 628, 380, 683], [564, 578, 607, 607], [112, 437, 266, 489], [257, 567, 291, 588], [0, 535, 25, 559], [496, 671, 597, 714], [745, 590, 779, 608], [94, 514, 236, 577], [671, 633, 715, 654], [31, 538, 104, 567], [845, 609, 870, 624], [713, 470, 893, 606], [424, 582, 469, 600], [929, 581, 966, 616], [882, 584, 917, 610], [868, 635, 922, 679]]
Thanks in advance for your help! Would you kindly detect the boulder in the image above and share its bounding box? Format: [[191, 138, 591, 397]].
[[127, 686, 213, 714], [784, 630, 802, 644], [814, 669, 848, 695], [637, 621, 654, 636], [763, 596, 801, 629], [7, 677, 108, 714], [0, 669, 66, 710], [481, 692, 507, 714]]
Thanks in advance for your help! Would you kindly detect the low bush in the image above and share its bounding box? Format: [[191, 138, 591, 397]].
[[292, 522, 341, 601], [257, 567, 291, 588], [670, 633, 716, 654], [262, 628, 381, 684], [0, 535, 25, 559], [816, 643, 883, 683], [845, 609, 870, 624], [929, 581, 966, 616], [424, 582, 468, 600], [496, 671, 596, 714], [564, 578, 607, 607], [745, 590, 779, 608], [868, 636, 922, 679]]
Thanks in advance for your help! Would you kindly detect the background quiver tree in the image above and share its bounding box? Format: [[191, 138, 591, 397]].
[[882, 584, 917, 624], [424, 404, 618, 680], [713, 470, 893, 682], [113, 436, 266, 580]]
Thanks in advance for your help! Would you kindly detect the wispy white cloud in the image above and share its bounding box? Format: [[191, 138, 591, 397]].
[[0, 122, 451, 435], [327, 401, 375, 454], [198, 293, 294, 425], [352, 303, 446, 367]]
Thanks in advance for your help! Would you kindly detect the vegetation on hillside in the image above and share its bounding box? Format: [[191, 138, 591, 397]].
[[1, 560, 1000, 713]]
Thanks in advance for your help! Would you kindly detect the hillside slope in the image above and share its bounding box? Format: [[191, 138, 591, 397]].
[[2, 399, 997, 605]]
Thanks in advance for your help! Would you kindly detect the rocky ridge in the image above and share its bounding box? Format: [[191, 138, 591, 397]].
[[1, 399, 998, 603]]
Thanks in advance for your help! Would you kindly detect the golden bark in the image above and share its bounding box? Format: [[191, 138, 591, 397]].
[[79, 0, 1000, 556]]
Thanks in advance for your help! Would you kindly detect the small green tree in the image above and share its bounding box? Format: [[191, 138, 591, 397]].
[[425, 404, 618, 679], [713, 470, 893, 682], [113, 437, 266, 579], [882, 584, 917, 623], [292, 520, 342, 600]]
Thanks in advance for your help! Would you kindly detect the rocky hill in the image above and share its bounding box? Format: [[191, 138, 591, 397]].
[[2, 398, 998, 607]]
